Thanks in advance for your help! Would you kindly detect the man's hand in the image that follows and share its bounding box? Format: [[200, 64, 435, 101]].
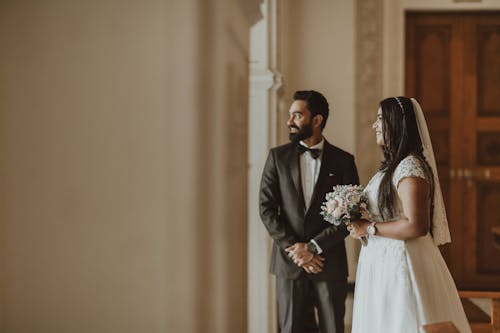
[[285, 242, 313, 266], [302, 255, 325, 274], [286, 243, 325, 274]]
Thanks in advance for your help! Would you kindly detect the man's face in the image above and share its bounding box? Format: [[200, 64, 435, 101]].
[[287, 100, 314, 142]]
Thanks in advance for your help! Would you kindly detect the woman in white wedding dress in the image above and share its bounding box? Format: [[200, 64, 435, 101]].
[[348, 97, 471, 333]]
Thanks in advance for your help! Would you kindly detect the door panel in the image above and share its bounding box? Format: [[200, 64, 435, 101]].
[[463, 14, 500, 289], [406, 12, 500, 290], [406, 14, 458, 271]]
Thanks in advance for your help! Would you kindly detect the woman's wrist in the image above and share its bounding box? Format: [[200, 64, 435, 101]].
[[367, 221, 377, 236], [362, 219, 371, 232]]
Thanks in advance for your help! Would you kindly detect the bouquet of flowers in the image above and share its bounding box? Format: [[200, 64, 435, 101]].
[[320, 184, 370, 245]]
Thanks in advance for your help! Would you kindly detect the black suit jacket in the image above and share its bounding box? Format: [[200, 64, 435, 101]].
[[259, 140, 359, 280]]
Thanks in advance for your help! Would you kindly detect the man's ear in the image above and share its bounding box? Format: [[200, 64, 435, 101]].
[[313, 114, 323, 128]]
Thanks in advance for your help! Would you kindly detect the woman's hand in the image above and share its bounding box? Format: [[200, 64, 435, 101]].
[[347, 219, 371, 239]]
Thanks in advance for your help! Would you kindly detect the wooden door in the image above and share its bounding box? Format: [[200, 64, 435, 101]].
[[406, 12, 500, 290]]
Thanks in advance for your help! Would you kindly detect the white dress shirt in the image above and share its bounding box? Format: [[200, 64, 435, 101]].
[[299, 139, 324, 254]]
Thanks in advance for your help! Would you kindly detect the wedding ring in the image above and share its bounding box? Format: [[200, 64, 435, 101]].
[[309, 266, 314, 271]]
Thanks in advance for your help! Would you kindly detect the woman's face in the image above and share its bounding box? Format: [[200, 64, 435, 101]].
[[372, 107, 384, 146]]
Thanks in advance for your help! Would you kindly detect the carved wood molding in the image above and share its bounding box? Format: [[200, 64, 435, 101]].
[[355, 0, 384, 184]]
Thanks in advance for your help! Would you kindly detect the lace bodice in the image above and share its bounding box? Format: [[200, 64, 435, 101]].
[[361, 155, 432, 279], [364, 155, 429, 222], [392, 155, 428, 188]]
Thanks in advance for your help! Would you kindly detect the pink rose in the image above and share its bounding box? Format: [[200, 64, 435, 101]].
[[326, 199, 339, 213]]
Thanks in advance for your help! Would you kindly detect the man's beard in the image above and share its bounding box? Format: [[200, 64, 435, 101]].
[[289, 122, 313, 143]]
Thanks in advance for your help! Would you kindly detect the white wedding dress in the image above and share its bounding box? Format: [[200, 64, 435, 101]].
[[351, 155, 471, 333]]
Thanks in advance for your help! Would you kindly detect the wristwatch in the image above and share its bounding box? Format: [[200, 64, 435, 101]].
[[367, 222, 377, 236], [306, 241, 318, 255]]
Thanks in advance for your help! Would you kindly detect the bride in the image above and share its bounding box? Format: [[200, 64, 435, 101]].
[[348, 97, 471, 333]]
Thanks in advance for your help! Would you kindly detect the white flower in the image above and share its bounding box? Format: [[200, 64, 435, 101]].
[[322, 185, 367, 226], [333, 207, 343, 219], [326, 199, 339, 213]]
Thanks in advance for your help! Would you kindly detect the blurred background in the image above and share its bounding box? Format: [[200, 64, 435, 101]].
[[0, 0, 499, 332]]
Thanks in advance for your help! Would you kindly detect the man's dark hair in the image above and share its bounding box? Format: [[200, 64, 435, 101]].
[[293, 90, 329, 129]]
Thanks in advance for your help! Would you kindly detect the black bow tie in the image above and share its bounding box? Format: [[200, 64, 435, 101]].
[[297, 145, 322, 159]]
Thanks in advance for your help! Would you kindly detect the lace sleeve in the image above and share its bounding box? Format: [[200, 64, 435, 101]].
[[392, 155, 428, 188]]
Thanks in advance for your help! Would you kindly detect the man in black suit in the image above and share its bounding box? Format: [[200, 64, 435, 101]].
[[259, 90, 359, 333]]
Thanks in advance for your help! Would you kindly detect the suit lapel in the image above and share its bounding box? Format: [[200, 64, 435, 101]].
[[288, 146, 306, 213]]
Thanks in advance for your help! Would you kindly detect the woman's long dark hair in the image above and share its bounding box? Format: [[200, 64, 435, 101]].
[[377, 97, 435, 227]]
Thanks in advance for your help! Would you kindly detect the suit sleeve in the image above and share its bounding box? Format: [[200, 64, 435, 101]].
[[312, 155, 360, 252], [259, 150, 298, 249]]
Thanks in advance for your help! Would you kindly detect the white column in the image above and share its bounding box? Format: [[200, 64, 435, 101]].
[[169, 0, 262, 332], [248, 0, 281, 331]]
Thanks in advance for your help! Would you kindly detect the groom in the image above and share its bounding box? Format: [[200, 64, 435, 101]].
[[259, 90, 359, 333]]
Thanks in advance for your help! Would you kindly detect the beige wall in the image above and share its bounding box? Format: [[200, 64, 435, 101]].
[[0, 0, 258, 332], [280, 0, 356, 154], [0, 1, 170, 332], [278, 0, 361, 282]]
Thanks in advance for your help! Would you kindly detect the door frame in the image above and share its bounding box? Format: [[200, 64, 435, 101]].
[[383, 1, 500, 288], [381, 0, 500, 98]]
